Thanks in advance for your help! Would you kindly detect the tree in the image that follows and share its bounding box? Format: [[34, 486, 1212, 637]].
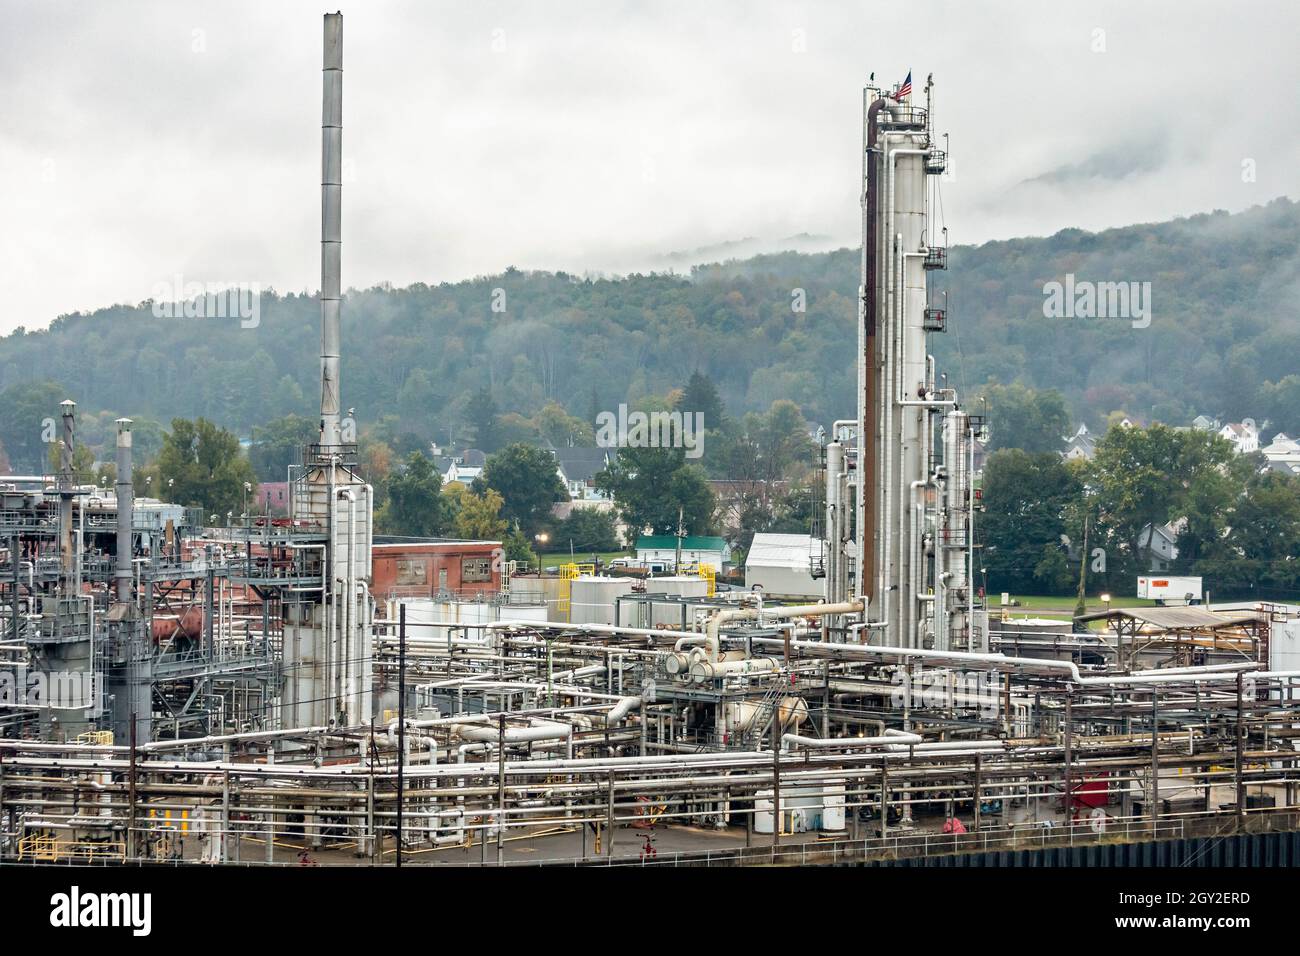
[[450, 486, 509, 541], [0, 380, 65, 472], [466, 387, 502, 453], [249, 414, 317, 482], [472, 443, 566, 537], [978, 383, 1072, 454], [675, 370, 725, 432], [378, 452, 450, 536], [534, 401, 593, 448], [979, 449, 1082, 594], [155, 418, 257, 519], [1192, 471, 1300, 597], [554, 507, 620, 552], [1085, 424, 1246, 590], [595, 443, 717, 543], [46, 440, 97, 484]]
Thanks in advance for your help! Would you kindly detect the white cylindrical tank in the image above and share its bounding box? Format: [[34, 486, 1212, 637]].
[[501, 603, 548, 624], [646, 576, 709, 627], [569, 576, 634, 625], [651, 576, 709, 597]]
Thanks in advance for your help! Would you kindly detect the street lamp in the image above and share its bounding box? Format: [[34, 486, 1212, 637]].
[[534, 532, 549, 575], [1100, 592, 1112, 612]]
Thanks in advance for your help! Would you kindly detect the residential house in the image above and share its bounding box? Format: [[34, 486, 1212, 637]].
[[1261, 432, 1300, 476], [635, 534, 731, 571], [440, 448, 487, 485], [1061, 424, 1096, 462], [1137, 520, 1182, 572], [1218, 420, 1259, 454], [553, 446, 612, 500]]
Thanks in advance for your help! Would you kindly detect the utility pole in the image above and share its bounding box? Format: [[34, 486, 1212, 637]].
[[1073, 514, 1090, 621], [675, 506, 684, 573]]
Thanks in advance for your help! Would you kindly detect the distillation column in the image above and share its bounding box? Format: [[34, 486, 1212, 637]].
[[856, 81, 970, 650], [282, 12, 375, 731]]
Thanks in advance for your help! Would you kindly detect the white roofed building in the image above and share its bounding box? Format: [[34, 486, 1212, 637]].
[[744, 533, 824, 599]]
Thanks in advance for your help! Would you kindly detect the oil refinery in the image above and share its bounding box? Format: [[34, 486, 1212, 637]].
[[2, 12, 1299, 888]]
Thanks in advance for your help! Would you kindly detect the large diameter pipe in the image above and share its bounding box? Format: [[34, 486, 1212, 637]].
[[763, 636, 1260, 687], [114, 418, 133, 603], [700, 600, 865, 662], [457, 720, 573, 745], [783, 730, 921, 750], [318, 12, 343, 448]]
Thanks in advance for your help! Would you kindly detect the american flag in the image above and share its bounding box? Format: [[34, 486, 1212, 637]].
[[894, 71, 912, 100]]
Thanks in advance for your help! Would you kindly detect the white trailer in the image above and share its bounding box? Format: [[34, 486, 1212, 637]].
[[1136, 575, 1202, 605]]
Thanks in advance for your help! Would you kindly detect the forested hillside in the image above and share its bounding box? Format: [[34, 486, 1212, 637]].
[[1, 197, 1297, 470]]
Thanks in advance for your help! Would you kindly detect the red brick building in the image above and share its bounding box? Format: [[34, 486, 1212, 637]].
[[371, 540, 502, 599]]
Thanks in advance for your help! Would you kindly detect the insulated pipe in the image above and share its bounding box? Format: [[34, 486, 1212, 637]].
[[457, 720, 573, 745], [319, 12, 343, 448], [691, 656, 780, 683], [491, 619, 690, 645], [606, 695, 642, 723], [767, 636, 1260, 687], [338, 488, 357, 721], [701, 600, 865, 662], [783, 731, 921, 749]]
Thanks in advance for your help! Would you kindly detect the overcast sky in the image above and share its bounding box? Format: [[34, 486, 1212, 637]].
[[1, 0, 1296, 335]]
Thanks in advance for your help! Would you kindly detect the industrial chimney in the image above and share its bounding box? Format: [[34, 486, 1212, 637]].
[[319, 12, 343, 450]]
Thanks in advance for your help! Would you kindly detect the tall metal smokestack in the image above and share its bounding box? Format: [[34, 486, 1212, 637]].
[[319, 12, 343, 449], [115, 418, 133, 603], [58, 399, 76, 577]]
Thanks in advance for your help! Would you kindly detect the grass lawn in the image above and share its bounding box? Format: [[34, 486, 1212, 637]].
[[535, 550, 631, 568], [1003, 594, 1158, 612]]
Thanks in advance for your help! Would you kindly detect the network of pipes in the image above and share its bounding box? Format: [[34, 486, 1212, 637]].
[[3, 13, 1299, 870]]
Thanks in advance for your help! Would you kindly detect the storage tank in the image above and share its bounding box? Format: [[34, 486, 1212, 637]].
[[499, 603, 548, 624], [507, 576, 568, 622], [569, 576, 634, 625], [645, 576, 709, 628]]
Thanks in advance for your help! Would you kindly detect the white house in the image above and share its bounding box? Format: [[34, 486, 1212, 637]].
[[1261, 432, 1300, 475], [1137, 520, 1181, 572], [443, 462, 482, 485], [440, 448, 487, 485], [1219, 420, 1259, 454], [1061, 424, 1096, 462], [635, 535, 731, 571], [552, 446, 612, 501]]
